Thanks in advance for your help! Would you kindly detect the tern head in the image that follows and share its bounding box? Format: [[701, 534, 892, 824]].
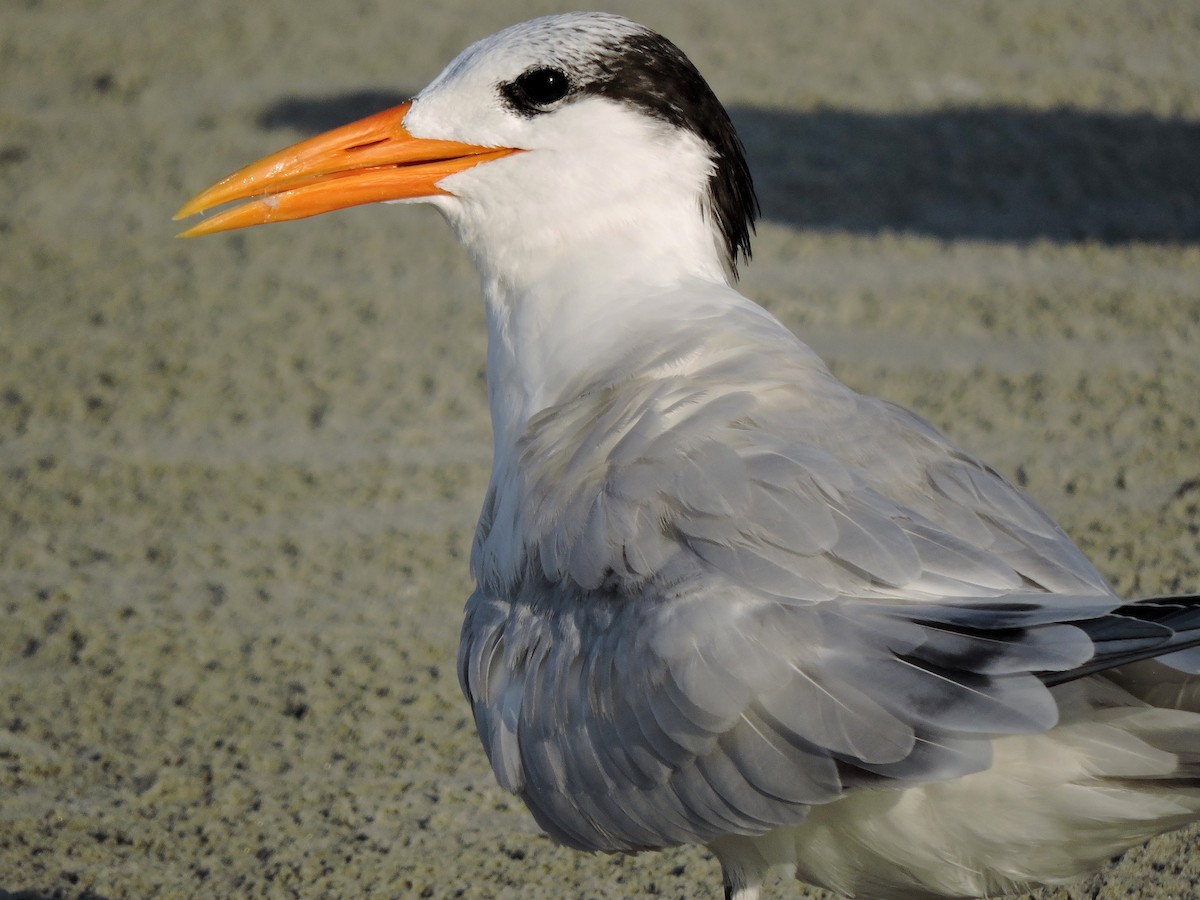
[[176, 12, 759, 283]]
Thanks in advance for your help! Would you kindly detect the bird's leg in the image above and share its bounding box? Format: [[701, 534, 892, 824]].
[[723, 872, 762, 900], [712, 839, 766, 900]]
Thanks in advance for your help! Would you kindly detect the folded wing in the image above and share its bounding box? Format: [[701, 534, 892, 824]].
[[461, 342, 1198, 853]]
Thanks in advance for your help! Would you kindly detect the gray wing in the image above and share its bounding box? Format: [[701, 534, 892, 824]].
[[461, 340, 1122, 853]]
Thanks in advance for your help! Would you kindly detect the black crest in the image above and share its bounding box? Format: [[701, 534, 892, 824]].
[[582, 30, 760, 276]]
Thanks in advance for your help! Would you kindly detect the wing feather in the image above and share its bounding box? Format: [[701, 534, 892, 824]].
[[721, 707, 843, 803], [461, 344, 1170, 853]]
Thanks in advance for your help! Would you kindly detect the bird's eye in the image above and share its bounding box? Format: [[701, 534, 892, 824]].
[[511, 67, 571, 108]]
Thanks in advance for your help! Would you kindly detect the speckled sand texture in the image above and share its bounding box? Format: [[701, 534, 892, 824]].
[[2, 1, 1199, 897]]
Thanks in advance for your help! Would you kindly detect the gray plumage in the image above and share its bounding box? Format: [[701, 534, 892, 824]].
[[180, 10, 1200, 898], [459, 302, 1200, 856]]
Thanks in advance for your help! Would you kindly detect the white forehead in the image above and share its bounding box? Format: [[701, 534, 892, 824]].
[[420, 12, 649, 95]]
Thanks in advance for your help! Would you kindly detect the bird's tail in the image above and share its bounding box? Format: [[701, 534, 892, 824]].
[[1043, 593, 1200, 686]]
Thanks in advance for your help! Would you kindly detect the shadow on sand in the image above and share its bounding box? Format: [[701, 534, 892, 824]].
[[258, 92, 1200, 245]]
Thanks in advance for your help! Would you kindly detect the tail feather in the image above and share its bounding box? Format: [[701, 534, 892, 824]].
[[1107, 659, 1200, 712], [1043, 593, 1200, 686]]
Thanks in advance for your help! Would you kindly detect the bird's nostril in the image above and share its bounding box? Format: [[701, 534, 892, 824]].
[[345, 139, 388, 152]]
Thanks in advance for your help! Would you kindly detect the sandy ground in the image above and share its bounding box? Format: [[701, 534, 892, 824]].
[[3, 0, 1200, 897]]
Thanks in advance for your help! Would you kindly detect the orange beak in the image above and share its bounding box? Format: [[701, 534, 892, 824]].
[[174, 101, 520, 237]]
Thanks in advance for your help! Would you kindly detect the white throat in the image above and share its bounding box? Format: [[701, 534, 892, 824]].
[[425, 103, 736, 451]]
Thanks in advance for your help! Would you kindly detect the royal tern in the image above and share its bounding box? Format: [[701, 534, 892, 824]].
[[177, 12, 1200, 899]]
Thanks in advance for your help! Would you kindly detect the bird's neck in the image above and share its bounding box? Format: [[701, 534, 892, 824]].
[[435, 118, 745, 454], [452, 195, 737, 453], [480, 245, 731, 453]]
